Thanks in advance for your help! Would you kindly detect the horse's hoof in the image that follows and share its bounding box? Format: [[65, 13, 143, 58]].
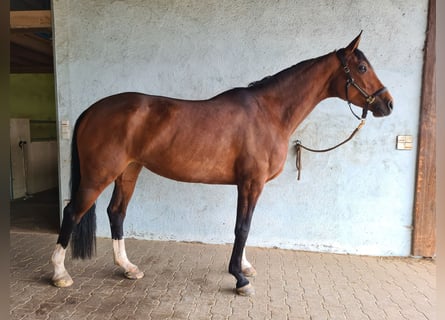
[[236, 283, 255, 296], [124, 269, 144, 280], [52, 277, 73, 288], [242, 267, 257, 277]]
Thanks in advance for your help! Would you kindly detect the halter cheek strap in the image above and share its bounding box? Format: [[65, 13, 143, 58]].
[[336, 49, 388, 120]]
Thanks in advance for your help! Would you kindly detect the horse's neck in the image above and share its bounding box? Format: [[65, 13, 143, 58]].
[[253, 52, 339, 137]]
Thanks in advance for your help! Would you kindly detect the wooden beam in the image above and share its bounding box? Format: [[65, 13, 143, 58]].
[[412, 0, 436, 257], [10, 10, 51, 31]]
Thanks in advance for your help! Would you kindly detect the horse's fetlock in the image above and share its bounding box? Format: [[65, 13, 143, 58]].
[[236, 278, 250, 289]]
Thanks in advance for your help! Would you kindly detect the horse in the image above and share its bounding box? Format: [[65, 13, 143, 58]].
[[51, 32, 393, 296]]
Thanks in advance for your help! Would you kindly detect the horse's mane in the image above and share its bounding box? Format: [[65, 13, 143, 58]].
[[247, 76, 273, 87], [246, 56, 322, 89]]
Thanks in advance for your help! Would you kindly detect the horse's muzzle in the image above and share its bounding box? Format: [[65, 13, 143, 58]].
[[372, 98, 393, 117], [385, 99, 394, 115]]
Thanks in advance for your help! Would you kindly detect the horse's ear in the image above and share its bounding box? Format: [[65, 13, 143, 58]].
[[344, 31, 362, 55]]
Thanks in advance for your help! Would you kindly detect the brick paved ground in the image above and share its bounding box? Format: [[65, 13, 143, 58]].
[[10, 231, 435, 320]]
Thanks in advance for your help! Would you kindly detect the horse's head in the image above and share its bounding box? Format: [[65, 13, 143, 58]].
[[332, 32, 394, 118]]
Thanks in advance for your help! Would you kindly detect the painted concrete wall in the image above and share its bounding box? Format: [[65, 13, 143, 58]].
[[10, 74, 57, 140], [53, 0, 428, 256], [9, 74, 58, 197]]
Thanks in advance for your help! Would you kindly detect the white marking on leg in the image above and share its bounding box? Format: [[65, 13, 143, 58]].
[[242, 248, 252, 270], [51, 244, 73, 287], [241, 247, 257, 277], [112, 239, 144, 279]]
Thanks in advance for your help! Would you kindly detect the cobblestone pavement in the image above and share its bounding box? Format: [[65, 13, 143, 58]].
[[10, 231, 435, 320]]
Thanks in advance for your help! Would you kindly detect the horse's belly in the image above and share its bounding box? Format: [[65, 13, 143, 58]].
[[141, 152, 237, 185]]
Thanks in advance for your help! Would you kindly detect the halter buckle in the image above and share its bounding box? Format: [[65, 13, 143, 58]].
[[366, 96, 375, 105]]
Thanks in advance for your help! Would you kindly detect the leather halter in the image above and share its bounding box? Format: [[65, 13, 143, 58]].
[[336, 49, 388, 120], [294, 49, 389, 180]]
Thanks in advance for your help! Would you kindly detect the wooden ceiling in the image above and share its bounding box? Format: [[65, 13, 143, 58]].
[[10, 10, 53, 73]]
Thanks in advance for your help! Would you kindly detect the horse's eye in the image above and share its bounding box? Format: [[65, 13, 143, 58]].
[[358, 64, 367, 74]]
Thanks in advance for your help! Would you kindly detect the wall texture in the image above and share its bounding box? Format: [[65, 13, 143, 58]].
[[53, 0, 428, 256]]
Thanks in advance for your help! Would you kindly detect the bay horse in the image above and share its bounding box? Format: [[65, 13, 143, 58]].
[[51, 32, 393, 296]]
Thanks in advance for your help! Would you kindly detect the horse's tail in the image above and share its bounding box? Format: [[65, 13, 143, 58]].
[[70, 111, 97, 260]]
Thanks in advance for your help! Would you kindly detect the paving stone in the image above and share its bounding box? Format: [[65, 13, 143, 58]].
[[10, 231, 435, 319]]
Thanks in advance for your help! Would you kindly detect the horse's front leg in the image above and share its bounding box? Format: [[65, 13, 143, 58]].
[[229, 180, 263, 296]]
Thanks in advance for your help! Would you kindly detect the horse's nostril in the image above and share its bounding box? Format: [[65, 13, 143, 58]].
[[388, 100, 394, 110]]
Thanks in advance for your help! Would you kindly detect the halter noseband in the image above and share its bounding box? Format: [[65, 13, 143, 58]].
[[336, 49, 388, 120]]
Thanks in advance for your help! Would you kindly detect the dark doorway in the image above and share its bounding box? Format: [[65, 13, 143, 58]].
[[10, 3, 60, 234], [10, 188, 59, 233]]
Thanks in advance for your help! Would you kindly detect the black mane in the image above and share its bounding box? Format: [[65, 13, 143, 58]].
[[248, 76, 273, 87], [246, 56, 322, 90]]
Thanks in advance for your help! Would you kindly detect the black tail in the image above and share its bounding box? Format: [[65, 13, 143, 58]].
[[69, 112, 97, 259]]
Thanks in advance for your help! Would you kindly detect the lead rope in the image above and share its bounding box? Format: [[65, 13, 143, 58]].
[[294, 119, 365, 180], [293, 49, 373, 180]]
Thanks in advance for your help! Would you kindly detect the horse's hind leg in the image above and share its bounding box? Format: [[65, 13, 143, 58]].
[[242, 248, 257, 277], [52, 240, 72, 287], [107, 163, 144, 280], [52, 187, 103, 287]]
